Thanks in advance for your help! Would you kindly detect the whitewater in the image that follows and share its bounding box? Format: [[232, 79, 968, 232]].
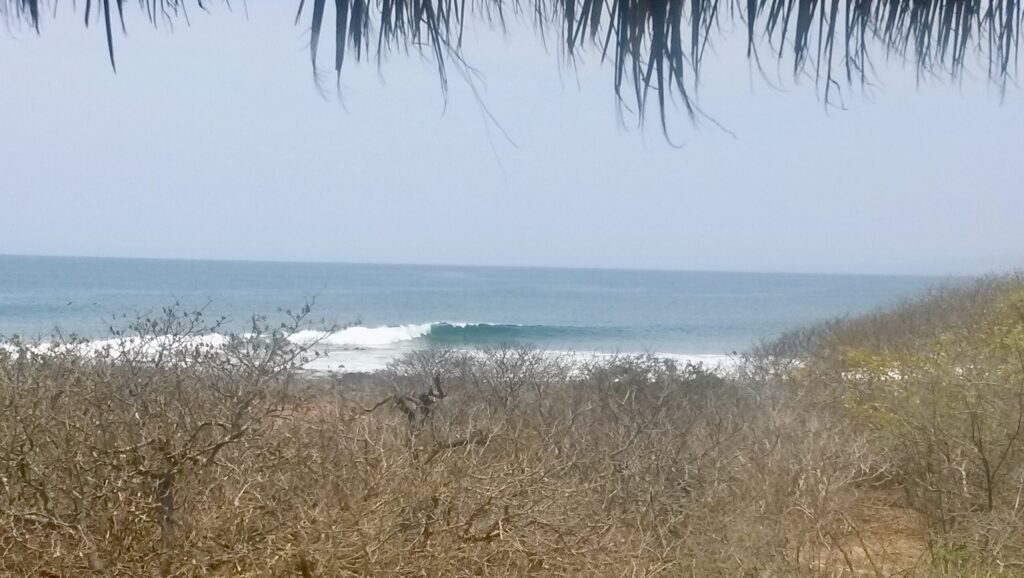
[[0, 322, 737, 373]]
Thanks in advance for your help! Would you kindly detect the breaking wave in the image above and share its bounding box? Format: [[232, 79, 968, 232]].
[[286, 322, 586, 349], [0, 322, 737, 374]]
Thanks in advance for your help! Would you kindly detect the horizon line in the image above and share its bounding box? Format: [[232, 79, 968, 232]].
[[0, 252, 966, 279]]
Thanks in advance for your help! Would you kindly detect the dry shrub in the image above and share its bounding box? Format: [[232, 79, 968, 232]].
[[6, 278, 1024, 576], [748, 274, 1024, 576]]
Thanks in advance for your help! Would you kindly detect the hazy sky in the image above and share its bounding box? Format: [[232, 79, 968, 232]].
[[0, 3, 1021, 275]]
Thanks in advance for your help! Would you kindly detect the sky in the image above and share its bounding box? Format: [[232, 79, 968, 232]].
[[0, 2, 1021, 276]]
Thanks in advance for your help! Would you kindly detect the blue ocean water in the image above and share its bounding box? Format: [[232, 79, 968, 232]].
[[0, 255, 946, 371]]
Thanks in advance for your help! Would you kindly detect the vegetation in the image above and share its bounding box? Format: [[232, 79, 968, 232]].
[[2, 1, 1020, 131], [767, 275, 1024, 573], [2, 275, 1024, 575]]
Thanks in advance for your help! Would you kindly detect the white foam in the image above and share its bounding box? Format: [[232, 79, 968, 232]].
[[12, 333, 232, 359], [302, 349, 397, 373], [299, 348, 737, 375], [658, 352, 738, 369], [287, 323, 434, 348], [545, 350, 738, 371], [1, 323, 739, 376]]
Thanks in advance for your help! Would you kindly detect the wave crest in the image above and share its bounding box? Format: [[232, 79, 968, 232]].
[[288, 323, 435, 348], [288, 322, 549, 349]]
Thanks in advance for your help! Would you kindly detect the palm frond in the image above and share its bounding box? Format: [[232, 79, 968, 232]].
[[2, 0, 1020, 128]]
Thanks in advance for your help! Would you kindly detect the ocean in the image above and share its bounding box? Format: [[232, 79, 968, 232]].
[[0, 255, 946, 372]]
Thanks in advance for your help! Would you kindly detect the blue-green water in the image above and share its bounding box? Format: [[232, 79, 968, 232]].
[[0, 255, 945, 371]]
